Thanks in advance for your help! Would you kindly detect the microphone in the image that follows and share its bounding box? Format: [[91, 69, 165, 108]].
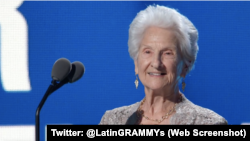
[[49, 61, 85, 94], [51, 58, 72, 81], [35, 58, 85, 141], [68, 61, 85, 83]]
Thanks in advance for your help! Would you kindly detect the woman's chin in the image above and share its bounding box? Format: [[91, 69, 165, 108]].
[[144, 84, 168, 91]]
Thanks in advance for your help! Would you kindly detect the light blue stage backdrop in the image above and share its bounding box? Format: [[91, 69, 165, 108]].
[[1, 1, 250, 140]]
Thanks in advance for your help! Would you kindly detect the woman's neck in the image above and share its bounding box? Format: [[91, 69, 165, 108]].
[[143, 86, 180, 115]]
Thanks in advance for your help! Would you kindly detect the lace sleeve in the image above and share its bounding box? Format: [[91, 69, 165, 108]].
[[194, 109, 228, 125], [170, 96, 228, 125], [99, 102, 140, 125], [98, 109, 124, 125], [99, 111, 110, 125]]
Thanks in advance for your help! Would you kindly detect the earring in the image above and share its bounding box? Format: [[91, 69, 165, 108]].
[[134, 74, 139, 89], [182, 78, 186, 92]]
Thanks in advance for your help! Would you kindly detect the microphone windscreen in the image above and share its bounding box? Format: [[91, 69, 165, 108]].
[[68, 61, 85, 83], [51, 58, 71, 81]]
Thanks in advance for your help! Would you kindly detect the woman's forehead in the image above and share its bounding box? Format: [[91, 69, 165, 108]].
[[140, 27, 177, 45]]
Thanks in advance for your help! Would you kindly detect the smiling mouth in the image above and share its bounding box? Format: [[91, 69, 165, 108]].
[[148, 72, 166, 76]]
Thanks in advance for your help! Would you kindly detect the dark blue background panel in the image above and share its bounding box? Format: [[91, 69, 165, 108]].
[[1, 1, 250, 140]]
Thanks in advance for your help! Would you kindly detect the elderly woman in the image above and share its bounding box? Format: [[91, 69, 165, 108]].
[[99, 5, 227, 125]]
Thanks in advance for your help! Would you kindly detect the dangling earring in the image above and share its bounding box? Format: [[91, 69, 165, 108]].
[[182, 78, 186, 92], [134, 74, 139, 89]]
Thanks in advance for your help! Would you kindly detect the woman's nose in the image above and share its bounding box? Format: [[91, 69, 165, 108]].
[[151, 54, 163, 69]]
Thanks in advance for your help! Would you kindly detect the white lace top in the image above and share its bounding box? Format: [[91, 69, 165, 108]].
[[99, 95, 227, 125]]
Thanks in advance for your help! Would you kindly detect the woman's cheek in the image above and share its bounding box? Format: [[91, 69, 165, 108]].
[[166, 73, 175, 84]]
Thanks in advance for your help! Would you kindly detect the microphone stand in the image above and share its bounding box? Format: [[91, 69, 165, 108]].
[[35, 79, 69, 141]]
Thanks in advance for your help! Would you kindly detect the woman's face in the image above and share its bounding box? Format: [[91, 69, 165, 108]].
[[134, 26, 185, 91]]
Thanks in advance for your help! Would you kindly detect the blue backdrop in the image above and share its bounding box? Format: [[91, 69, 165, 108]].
[[1, 1, 250, 140]]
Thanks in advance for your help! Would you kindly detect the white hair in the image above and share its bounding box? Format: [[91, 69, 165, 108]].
[[128, 5, 199, 74]]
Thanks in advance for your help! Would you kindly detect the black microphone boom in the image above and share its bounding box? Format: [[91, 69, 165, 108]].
[[35, 58, 85, 141], [68, 61, 85, 83]]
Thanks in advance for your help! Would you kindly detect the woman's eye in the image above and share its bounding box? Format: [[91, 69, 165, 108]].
[[165, 52, 173, 55], [145, 50, 151, 54]]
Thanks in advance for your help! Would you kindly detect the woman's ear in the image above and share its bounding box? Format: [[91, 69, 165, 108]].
[[134, 60, 138, 74], [181, 64, 188, 78]]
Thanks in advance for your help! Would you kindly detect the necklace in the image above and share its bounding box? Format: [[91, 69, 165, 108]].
[[137, 95, 182, 124]]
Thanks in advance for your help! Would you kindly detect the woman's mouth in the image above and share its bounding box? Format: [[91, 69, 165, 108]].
[[148, 72, 166, 76]]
